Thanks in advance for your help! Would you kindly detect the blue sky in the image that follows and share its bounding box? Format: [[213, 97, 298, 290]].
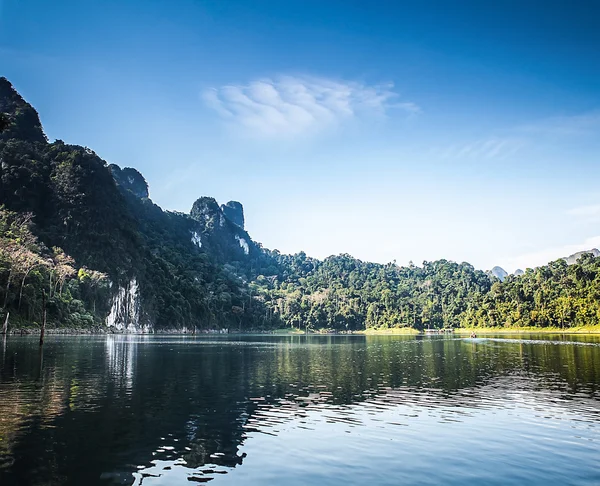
[[1, 0, 599, 272]]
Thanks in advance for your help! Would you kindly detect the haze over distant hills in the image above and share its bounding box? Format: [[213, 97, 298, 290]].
[[564, 248, 600, 265]]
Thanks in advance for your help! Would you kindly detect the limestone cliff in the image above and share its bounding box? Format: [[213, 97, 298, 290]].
[[190, 197, 254, 261], [109, 165, 150, 199], [221, 201, 245, 229]]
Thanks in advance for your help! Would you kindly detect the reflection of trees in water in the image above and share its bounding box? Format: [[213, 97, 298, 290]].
[[0, 336, 108, 480], [0, 335, 598, 485]]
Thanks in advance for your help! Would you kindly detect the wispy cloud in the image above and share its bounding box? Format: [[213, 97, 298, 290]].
[[438, 137, 526, 161], [433, 109, 600, 163], [203, 75, 419, 137]]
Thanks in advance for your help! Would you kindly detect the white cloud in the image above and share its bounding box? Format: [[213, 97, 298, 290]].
[[203, 75, 418, 137]]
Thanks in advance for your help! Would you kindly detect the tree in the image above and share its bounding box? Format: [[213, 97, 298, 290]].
[[16, 248, 48, 309], [52, 249, 76, 296], [78, 267, 108, 313], [0, 113, 9, 132]]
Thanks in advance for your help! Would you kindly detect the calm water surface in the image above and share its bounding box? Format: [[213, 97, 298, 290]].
[[0, 334, 599, 485]]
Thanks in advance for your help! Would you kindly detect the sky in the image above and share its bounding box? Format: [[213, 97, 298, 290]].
[[1, 0, 599, 272]]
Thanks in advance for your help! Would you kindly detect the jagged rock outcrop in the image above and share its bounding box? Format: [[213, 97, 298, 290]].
[[191, 197, 222, 229], [109, 164, 149, 198], [221, 201, 245, 229], [190, 197, 254, 261]]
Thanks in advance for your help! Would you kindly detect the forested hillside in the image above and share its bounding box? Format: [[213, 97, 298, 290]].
[[0, 77, 274, 332], [1, 77, 600, 333], [251, 253, 600, 331]]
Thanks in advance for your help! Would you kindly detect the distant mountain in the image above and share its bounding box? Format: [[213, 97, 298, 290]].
[[490, 266, 508, 281], [490, 249, 600, 280], [563, 248, 600, 265]]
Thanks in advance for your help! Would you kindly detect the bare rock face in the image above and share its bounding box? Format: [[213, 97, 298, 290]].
[[106, 277, 152, 332], [191, 196, 222, 229], [190, 197, 254, 261], [109, 164, 149, 199], [221, 201, 245, 229]]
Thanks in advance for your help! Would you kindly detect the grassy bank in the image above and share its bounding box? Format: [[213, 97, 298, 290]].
[[270, 327, 600, 336]]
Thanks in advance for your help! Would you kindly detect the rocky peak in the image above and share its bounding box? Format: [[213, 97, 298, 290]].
[[190, 197, 222, 226], [189, 196, 254, 260], [109, 164, 149, 199], [0, 77, 47, 144], [221, 201, 245, 229]]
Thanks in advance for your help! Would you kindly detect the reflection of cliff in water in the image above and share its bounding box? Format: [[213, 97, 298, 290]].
[[105, 334, 140, 391], [0, 335, 599, 485]]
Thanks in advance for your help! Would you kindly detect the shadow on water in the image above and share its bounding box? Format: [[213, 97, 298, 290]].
[[0, 333, 599, 485]]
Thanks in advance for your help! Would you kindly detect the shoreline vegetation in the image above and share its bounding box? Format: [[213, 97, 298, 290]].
[[5, 325, 600, 336], [454, 326, 600, 334]]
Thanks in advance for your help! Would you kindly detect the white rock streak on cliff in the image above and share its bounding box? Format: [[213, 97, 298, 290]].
[[106, 277, 151, 332]]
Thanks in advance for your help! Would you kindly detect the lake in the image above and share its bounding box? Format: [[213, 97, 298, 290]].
[[0, 334, 599, 485]]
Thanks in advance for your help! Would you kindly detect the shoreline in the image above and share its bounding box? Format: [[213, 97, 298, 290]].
[[4, 326, 600, 337], [453, 327, 600, 335], [357, 328, 420, 335]]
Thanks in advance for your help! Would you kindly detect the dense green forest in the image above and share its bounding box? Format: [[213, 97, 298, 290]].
[[251, 253, 600, 331], [1, 77, 600, 333]]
